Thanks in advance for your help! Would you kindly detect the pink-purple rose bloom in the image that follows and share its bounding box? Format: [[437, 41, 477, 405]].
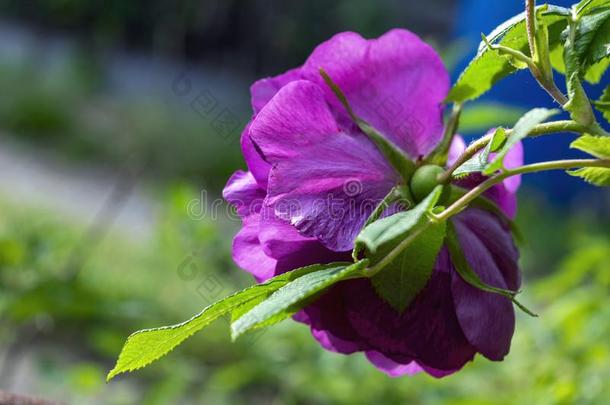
[[223, 29, 523, 378]]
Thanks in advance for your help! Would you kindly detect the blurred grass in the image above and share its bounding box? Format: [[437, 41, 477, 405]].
[[0, 186, 608, 404], [0, 57, 245, 191]]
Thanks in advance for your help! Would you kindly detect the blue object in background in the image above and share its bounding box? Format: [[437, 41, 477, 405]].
[[453, 0, 609, 204]]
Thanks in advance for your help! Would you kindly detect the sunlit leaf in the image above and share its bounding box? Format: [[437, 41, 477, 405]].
[[231, 260, 369, 339], [448, 6, 570, 102], [563, 6, 610, 82], [568, 167, 610, 185], [576, 0, 610, 16], [484, 108, 559, 175], [571, 134, 610, 158], [594, 84, 610, 122], [454, 128, 507, 177], [107, 262, 351, 380], [371, 221, 446, 312]]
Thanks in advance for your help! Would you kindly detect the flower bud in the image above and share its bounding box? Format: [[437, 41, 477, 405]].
[[410, 164, 445, 202]]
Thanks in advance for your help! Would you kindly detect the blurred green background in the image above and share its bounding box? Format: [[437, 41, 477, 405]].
[[0, 1, 609, 404]]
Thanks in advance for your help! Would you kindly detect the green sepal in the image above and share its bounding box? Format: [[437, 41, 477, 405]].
[[371, 221, 446, 313], [484, 108, 559, 175], [454, 128, 507, 178], [565, 73, 596, 126], [445, 222, 537, 317], [319, 69, 416, 181], [355, 186, 443, 258]]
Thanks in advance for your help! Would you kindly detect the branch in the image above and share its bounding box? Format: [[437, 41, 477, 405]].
[[438, 120, 592, 183], [526, 0, 537, 59], [435, 159, 610, 222], [524, 0, 569, 106]]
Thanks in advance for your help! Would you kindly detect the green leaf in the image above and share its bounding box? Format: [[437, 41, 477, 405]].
[[571, 134, 610, 158], [563, 7, 610, 84], [458, 103, 526, 134], [447, 5, 570, 103], [594, 84, 610, 122], [568, 135, 610, 186], [584, 56, 610, 83], [319, 69, 415, 180], [568, 167, 610, 185], [355, 186, 443, 256], [231, 260, 369, 339], [445, 222, 537, 317], [576, 0, 610, 16], [484, 108, 560, 175], [454, 128, 507, 177], [565, 73, 596, 126], [550, 37, 610, 84], [107, 262, 348, 381], [371, 221, 446, 312]]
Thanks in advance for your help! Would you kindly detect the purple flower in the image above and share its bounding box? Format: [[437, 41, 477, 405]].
[[223, 30, 523, 377]]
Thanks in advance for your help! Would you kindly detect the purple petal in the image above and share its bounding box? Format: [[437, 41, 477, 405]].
[[250, 67, 302, 114], [232, 214, 277, 282], [298, 269, 476, 375], [240, 125, 271, 189], [447, 135, 466, 166], [365, 351, 421, 377], [223, 170, 265, 217], [499, 140, 523, 193], [298, 284, 369, 355], [450, 212, 516, 361], [258, 206, 323, 258], [333, 266, 476, 371], [302, 29, 449, 158], [457, 209, 521, 290], [250, 80, 399, 251], [258, 206, 351, 274], [365, 352, 462, 378], [453, 138, 524, 218], [250, 80, 341, 159]]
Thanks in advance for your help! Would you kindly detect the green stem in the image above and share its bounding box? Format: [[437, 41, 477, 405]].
[[524, 0, 569, 106], [525, 0, 537, 60], [438, 120, 599, 183], [435, 159, 610, 222]]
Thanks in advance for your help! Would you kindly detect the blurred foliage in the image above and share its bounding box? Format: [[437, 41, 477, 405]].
[[0, 57, 244, 191], [458, 102, 526, 135], [0, 0, 454, 71], [0, 187, 608, 404]]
